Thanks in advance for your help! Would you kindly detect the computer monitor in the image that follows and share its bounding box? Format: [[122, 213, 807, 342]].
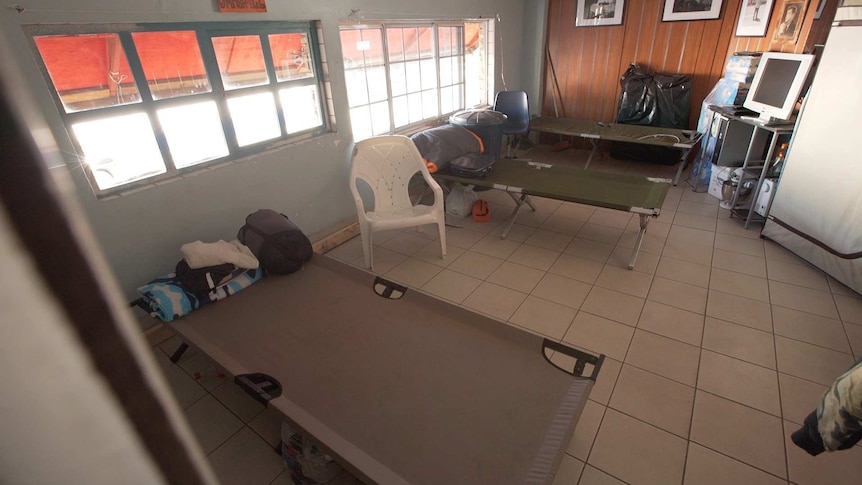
[[743, 52, 815, 123]]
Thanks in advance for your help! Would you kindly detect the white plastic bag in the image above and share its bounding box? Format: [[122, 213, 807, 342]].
[[281, 421, 342, 482], [445, 184, 478, 217]]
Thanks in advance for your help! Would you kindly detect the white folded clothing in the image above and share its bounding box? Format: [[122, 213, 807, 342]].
[[181, 240, 259, 269]]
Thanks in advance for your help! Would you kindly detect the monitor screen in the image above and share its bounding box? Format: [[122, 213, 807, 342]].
[[743, 52, 815, 122], [751, 59, 799, 107]]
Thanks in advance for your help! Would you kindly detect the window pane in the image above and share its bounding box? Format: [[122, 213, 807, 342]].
[[422, 89, 438, 119], [361, 29, 385, 67], [279, 85, 323, 134], [227, 92, 280, 146], [390, 63, 407, 97], [344, 69, 369, 107], [392, 96, 408, 128], [339, 29, 362, 68], [369, 101, 390, 136], [418, 27, 433, 58], [440, 26, 463, 58], [34, 34, 141, 112], [440, 57, 453, 86], [72, 113, 165, 190], [340, 28, 383, 68], [157, 101, 228, 168], [438, 27, 451, 57], [386, 28, 404, 63], [131, 31, 211, 100], [405, 61, 421, 92], [441, 56, 464, 86], [402, 28, 420, 61], [441, 84, 463, 115], [269, 33, 313, 82], [366, 66, 387, 103], [453, 55, 465, 83], [407, 92, 423, 124], [349, 105, 372, 142], [420, 58, 437, 89], [212, 35, 269, 90]]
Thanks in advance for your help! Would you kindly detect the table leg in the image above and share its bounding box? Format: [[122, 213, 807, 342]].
[[500, 193, 533, 239], [628, 214, 650, 269]]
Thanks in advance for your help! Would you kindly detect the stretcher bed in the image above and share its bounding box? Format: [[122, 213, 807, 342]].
[[529, 116, 702, 185], [168, 256, 603, 485], [435, 158, 671, 269]]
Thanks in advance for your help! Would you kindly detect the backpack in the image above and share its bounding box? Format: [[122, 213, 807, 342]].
[[237, 209, 313, 275]]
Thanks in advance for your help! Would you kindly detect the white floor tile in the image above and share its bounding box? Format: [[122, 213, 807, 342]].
[[208, 427, 285, 485], [184, 395, 244, 454]]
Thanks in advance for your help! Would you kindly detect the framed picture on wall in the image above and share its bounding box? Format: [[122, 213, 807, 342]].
[[662, 0, 724, 21], [814, 0, 827, 18], [772, 0, 808, 43], [576, 0, 625, 26], [736, 0, 775, 36]]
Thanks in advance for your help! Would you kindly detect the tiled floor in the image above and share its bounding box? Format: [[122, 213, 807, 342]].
[[153, 143, 862, 485]]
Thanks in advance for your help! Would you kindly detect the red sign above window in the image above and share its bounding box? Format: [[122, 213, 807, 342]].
[[217, 0, 267, 13]]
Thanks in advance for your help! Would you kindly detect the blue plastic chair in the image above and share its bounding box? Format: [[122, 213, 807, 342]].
[[493, 91, 530, 158]]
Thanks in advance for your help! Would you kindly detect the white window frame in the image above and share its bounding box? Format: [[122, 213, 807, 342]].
[[26, 21, 332, 197], [339, 19, 494, 141]]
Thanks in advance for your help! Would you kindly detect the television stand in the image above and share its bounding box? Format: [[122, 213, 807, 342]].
[[717, 109, 794, 229]]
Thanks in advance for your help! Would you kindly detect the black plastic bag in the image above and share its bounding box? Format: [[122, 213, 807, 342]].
[[612, 64, 692, 165]]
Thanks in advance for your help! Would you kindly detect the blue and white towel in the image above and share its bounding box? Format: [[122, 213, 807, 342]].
[[138, 275, 200, 322], [209, 267, 263, 301], [139, 268, 263, 322]]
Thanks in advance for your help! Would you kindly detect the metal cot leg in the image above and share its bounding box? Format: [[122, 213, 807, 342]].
[[507, 191, 536, 212], [672, 147, 692, 186], [628, 214, 651, 269], [500, 192, 535, 239], [583, 139, 600, 170]]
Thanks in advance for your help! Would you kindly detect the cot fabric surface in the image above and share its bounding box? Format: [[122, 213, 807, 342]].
[[530, 116, 698, 148], [437, 158, 670, 212], [529, 115, 701, 185], [170, 256, 599, 485]]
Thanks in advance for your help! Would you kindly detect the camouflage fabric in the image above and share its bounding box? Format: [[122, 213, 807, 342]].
[[792, 358, 862, 455], [818, 358, 862, 451]]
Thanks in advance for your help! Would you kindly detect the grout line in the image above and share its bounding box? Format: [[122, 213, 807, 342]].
[[687, 437, 791, 484]]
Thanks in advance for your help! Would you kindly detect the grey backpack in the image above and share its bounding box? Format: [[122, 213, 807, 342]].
[[237, 209, 312, 275]]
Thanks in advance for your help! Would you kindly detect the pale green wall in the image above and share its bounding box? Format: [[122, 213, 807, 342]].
[[0, 0, 540, 299]]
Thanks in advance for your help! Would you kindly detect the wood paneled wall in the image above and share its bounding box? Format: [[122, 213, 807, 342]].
[[725, 0, 837, 55], [542, 0, 837, 130]]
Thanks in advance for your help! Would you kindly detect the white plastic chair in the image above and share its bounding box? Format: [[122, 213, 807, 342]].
[[349, 135, 447, 270]]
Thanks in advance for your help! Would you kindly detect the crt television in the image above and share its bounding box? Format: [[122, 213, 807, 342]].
[[743, 52, 815, 123]]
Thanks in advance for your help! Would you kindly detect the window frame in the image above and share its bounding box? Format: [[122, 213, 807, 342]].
[[25, 21, 330, 197], [339, 19, 494, 141]]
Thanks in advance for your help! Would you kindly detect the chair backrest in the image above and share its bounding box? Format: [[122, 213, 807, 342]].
[[349, 135, 429, 214], [494, 90, 530, 135]]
